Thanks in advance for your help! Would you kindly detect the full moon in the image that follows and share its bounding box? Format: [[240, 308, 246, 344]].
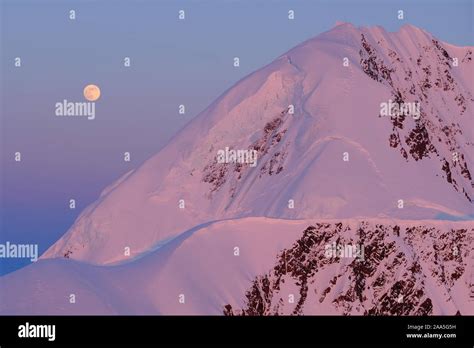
[[83, 84, 101, 102]]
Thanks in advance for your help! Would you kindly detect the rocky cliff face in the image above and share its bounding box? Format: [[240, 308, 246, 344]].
[[224, 221, 473, 316], [359, 31, 473, 202]]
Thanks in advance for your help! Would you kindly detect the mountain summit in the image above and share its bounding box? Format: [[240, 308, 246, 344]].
[[42, 23, 473, 265]]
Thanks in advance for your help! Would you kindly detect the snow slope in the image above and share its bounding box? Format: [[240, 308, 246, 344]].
[[40, 23, 474, 265]]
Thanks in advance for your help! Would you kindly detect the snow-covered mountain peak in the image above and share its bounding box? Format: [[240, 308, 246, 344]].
[[41, 23, 473, 265]]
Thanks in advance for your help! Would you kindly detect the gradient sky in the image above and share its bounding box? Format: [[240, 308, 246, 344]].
[[1, 0, 472, 275]]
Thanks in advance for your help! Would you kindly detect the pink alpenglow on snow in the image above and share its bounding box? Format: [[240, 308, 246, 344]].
[[1, 218, 473, 315], [1, 23, 473, 316]]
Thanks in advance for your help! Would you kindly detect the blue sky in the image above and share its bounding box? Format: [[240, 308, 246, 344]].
[[1, 0, 472, 275]]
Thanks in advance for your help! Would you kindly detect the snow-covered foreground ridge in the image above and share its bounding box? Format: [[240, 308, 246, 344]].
[[1, 218, 473, 315], [40, 23, 473, 265]]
